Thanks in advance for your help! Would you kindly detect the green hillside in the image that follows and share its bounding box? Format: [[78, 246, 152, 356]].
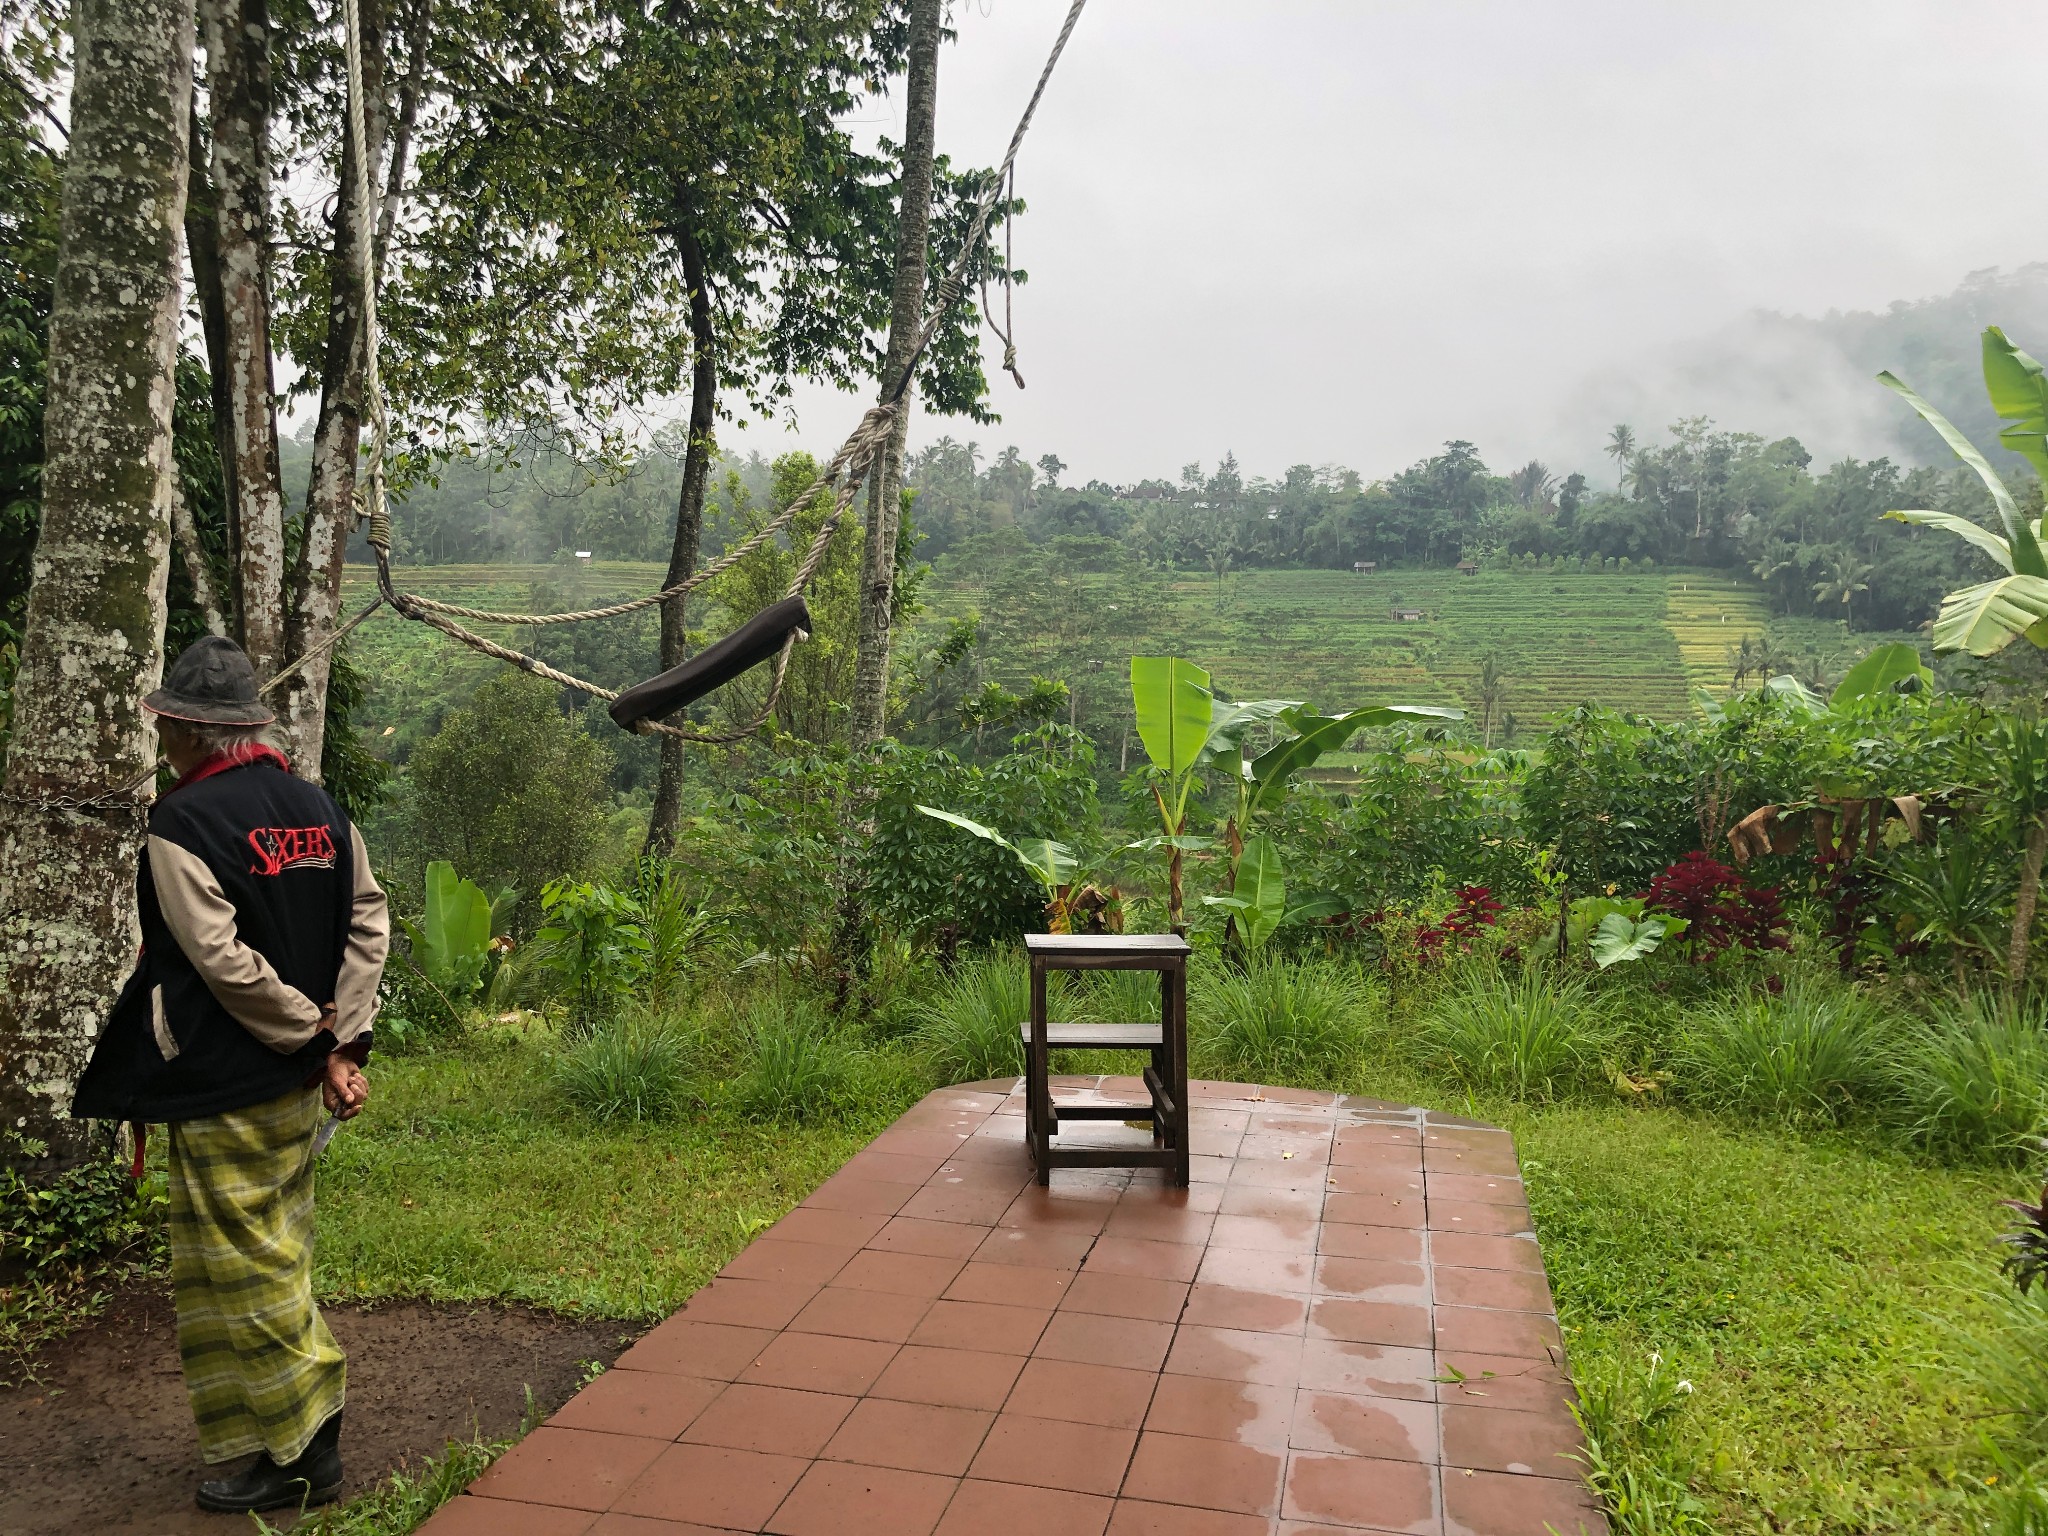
[[342, 561, 1794, 737], [1144, 566, 1774, 721]]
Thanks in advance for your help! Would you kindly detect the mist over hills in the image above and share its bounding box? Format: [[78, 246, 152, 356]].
[[1555, 265, 2048, 474]]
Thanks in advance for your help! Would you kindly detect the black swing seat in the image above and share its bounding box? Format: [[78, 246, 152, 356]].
[[607, 595, 812, 731]]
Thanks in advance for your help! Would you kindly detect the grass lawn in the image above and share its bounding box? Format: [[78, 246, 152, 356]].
[[317, 1026, 2019, 1535]]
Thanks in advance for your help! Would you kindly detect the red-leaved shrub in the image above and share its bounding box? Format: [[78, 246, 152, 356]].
[[1644, 852, 1789, 960]]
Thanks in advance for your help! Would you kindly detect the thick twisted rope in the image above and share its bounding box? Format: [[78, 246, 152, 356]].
[[342, 0, 1088, 742], [394, 405, 896, 626]]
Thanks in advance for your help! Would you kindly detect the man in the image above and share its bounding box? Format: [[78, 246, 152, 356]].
[[72, 636, 389, 1514]]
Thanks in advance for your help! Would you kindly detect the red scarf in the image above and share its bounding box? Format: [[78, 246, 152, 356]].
[[164, 742, 292, 797]]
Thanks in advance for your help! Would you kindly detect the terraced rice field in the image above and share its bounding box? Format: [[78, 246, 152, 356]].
[[342, 560, 1782, 734], [1666, 573, 1772, 693], [1150, 567, 1744, 721]]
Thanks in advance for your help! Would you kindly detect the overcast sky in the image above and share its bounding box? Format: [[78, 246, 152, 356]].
[[728, 0, 2048, 488]]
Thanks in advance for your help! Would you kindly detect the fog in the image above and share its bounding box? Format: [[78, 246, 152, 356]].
[[729, 0, 2048, 485]]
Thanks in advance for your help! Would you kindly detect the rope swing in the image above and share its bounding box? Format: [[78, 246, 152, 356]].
[[338, 0, 1088, 744]]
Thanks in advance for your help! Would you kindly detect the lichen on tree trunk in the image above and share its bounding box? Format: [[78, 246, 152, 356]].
[[0, 0, 192, 1172]]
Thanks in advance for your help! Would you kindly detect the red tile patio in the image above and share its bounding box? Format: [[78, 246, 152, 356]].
[[421, 1079, 1606, 1536]]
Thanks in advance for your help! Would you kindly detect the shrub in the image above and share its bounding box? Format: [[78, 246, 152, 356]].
[[1, 1147, 165, 1275], [914, 952, 1029, 1085], [1894, 997, 2048, 1161], [373, 958, 469, 1053], [555, 1015, 697, 1123], [728, 997, 855, 1123], [1644, 853, 1789, 961], [1678, 973, 1890, 1123], [1415, 962, 1609, 1099], [403, 671, 613, 913], [868, 726, 1102, 948], [1193, 956, 1375, 1083], [535, 879, 651, 1036]]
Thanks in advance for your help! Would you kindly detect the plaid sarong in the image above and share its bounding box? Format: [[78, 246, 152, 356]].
[[167, 1084, 345, 1464]]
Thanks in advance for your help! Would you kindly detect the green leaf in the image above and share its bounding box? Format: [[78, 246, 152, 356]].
[[1590, 911, 1672, 968], [1882, 510, 2013, 571], [1567, 895, 1645, 947], [1983, 326, 2048, 484], [1194, 697, 1300, 769], [1280, 895, 1348, 926], [1232, 834, 1288, 949], [915, 804, 1017, 856], [1690, 687, 1726, 723], [1124, 833, 1218, 854], [1245, 703, 1463, 819], [1831, 642, 1932, 705], [414, 860, 492, 998], [1761, 674, 1826, 716], [1011, 836, 1078, 891], [1931, 574, 2048, 656], [1130, 657, 1213, 780], [1878, 368, 2045, 575], [915, 805, 1071, 896]]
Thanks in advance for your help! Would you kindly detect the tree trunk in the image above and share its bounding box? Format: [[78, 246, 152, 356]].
[[2011, 811, 2048, 984], [848, 0, 942, 748], [197, 0, 287, 678], [642, 218, 718, 858], [183, 97, 237, 605], [0, 0, 192, 1172], [277, 0, 388, 775]]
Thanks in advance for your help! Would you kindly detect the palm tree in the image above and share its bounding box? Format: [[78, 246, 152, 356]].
[[1606, 424, 1636, 490], [1729, 635, 1760, 688], [1812, 547, 1874, 625], [1475, 651, 1510, 749]]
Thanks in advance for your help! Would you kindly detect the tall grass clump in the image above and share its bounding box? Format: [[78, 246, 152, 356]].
[[1077, 966, 1167, 1026], [554, 1014, 697, 1124], [1192, 956, 1375, 1083], [727, 995, 855, 1123], [1569, 1352, 1715, 1536], [1893, 993, 2048, 1162], [914, 952, 1030, 1084], [1677, 971, 1890, 1124], [1415, 962, 1608, 1100]]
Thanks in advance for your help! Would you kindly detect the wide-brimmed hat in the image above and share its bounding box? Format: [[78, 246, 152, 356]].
[[142, 636, 276, 726]]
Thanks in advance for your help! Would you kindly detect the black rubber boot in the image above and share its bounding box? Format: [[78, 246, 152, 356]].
[[196, 1412, 344, 1513]]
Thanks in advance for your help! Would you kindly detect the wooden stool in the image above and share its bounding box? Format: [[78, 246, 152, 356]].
[[1021, 933, 1191, 1187]]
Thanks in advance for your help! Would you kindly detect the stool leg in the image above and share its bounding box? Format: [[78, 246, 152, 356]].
[[1169, 962, 1190, 1187], [1030, 961, 1051, 1186]]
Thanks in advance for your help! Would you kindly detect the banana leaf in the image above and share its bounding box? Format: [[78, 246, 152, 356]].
[[1983, 325, 2048, 485], [1931, 574, 2048, 656], [1831, 642, 1932, 705], [1130, 657, 1213, 780]]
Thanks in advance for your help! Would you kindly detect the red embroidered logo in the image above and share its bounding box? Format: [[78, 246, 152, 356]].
[[247, 825, 338, 876]]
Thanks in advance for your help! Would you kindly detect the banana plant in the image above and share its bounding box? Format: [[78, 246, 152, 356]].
[[396, 860, 496, 1001], [914, 806, 1081, 931], [1128, 657, 1230, 928], [1208, 701, 1461, 950], [1881, 327, 2048, 655]]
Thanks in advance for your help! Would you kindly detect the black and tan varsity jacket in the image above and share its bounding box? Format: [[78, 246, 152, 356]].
[[72, 747, 390, 1124]]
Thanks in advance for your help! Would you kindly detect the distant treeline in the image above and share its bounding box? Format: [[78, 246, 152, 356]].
[[362, 419, 2019, 635]]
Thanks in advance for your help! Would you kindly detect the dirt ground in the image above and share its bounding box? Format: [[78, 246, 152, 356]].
[[0, 1281, 639, 1536]]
